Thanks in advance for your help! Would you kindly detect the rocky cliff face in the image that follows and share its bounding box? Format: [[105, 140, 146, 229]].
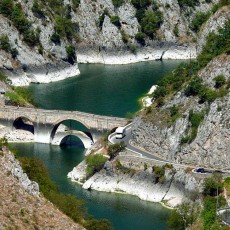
[[68, 153, 204, 207], [132, 53, 230, 170], [0, 0, 228, 85], [0, 147, 84, 229]]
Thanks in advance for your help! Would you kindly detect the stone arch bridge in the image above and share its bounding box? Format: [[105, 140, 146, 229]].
[[0, 106, 128, 148]]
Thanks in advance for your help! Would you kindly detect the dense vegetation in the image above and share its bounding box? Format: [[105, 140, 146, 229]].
[[5, 87, 35, 107], [108, 142, 126, 159], [151, 19, 229, 114], [131, 0, 163, 41], [0, 0, 40, 47], [85, 154, 108, 178], [168, 173, 228, 229], [18, 157, 113, 230]]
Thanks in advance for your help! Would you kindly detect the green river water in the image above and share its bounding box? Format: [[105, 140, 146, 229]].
[[10, 60, 185, 230]]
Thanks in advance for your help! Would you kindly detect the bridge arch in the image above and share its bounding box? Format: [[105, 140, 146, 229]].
[[58, 134, 92, 148], [50, 119, 94, 148], [13, 116, 34, 134]]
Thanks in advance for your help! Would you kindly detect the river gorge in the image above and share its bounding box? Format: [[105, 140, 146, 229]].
[[10, 60, 185, 230]]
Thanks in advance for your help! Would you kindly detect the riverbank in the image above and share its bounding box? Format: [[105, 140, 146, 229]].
[[68, 151, 203, 208], [77, 46, 196, 64], [6, 62, 80, 87], [0, 126, 34, 143]]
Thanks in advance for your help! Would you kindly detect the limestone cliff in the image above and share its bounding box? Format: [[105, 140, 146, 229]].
[[68, 152, 204, 207], [0, 147, 85, 229], [0, 0, 229, 85], [131, 16, 230, 170]]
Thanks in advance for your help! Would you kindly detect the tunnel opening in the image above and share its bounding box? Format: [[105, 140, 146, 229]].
[[13, 117, 34, 134]]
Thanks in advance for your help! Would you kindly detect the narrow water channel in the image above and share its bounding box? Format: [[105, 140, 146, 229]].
[[10, 60, 186, 230]]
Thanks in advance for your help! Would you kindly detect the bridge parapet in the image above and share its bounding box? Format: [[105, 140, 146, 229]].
[[0, 106, 128, 130]]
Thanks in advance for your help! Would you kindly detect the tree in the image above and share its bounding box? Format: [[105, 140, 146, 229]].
[[203, 173, 223, 196], [108, 142, 126, 159], [168, 202, 199, 230], [214, 75, 226, 88], [0, 35, 11, 52], [65, 45, 76, 64], [185, 77, 203, 96], [85, 154, 108, 177], [167, 210, 184, 230], [141, 10, 163, 38]]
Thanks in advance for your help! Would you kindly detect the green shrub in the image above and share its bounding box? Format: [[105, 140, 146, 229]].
[[135, 32, 145, 45], [5, 91, 26, 106], [72, 0, 81, 9], [214, 75, 226, 88], [110, 16, 121, 28], [108, 142, 126, 159], [18, 156, 113, 228], [199, 88, 218, 104], [112, 0, 124, 7], [50, 33, 61, 45], [185, 77, 203, 97], [128, 44, 137, 54], [203, 173, 223, 196], [190, 12, 210, 33], [32, 1, 45, 18], [189, 110, 204, 128], [14, 87, 35, 105], [131, 0, 151, 8], [152, 165, 165, 183], [170, 105, 179, 117], [65, 45, 76, 64], [10, 48, 18, 59], [181, 110, 205, 144], [141, 10, 163, 38], [168, 202, 199, 230], [11, 3, 31, 33], [198, 20, 230, 68], [54, 16, 75, 40], [121, 31, 129, 43], [153, 86, 168, 99], [85, 154, 108, 177], [0, 0, 13, 16], [135, 9, 145, 22], [167, 209, 184, 230], [173, 25, 179, 37], [0, 35, 11, 52], [178, 0, 200, 8], [202, 195, 226, 229], [23, 30, 40, 47], [0, 71, 7, 82]]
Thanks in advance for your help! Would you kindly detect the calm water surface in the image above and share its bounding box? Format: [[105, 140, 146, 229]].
[[11, 60, 185, 230]]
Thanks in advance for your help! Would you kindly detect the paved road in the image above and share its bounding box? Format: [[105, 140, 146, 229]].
[[109, 124, 170, 163], [108, 124, 230, 176]]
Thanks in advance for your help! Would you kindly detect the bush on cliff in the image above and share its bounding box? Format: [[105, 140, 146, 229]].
[[108, 142, 126, 159], [18, 156, 113, 229], [85, 154, 108, 178], [203, 172, 224, 196], [167, 202, 200, 230]]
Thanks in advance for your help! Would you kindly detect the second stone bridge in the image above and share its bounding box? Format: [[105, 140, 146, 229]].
[[0, 106, 128, 148]]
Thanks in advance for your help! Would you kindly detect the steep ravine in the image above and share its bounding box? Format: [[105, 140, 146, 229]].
[[0, 0, 229, 85], [131, 54, 230, 169], [0, 147, 85, 229]]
